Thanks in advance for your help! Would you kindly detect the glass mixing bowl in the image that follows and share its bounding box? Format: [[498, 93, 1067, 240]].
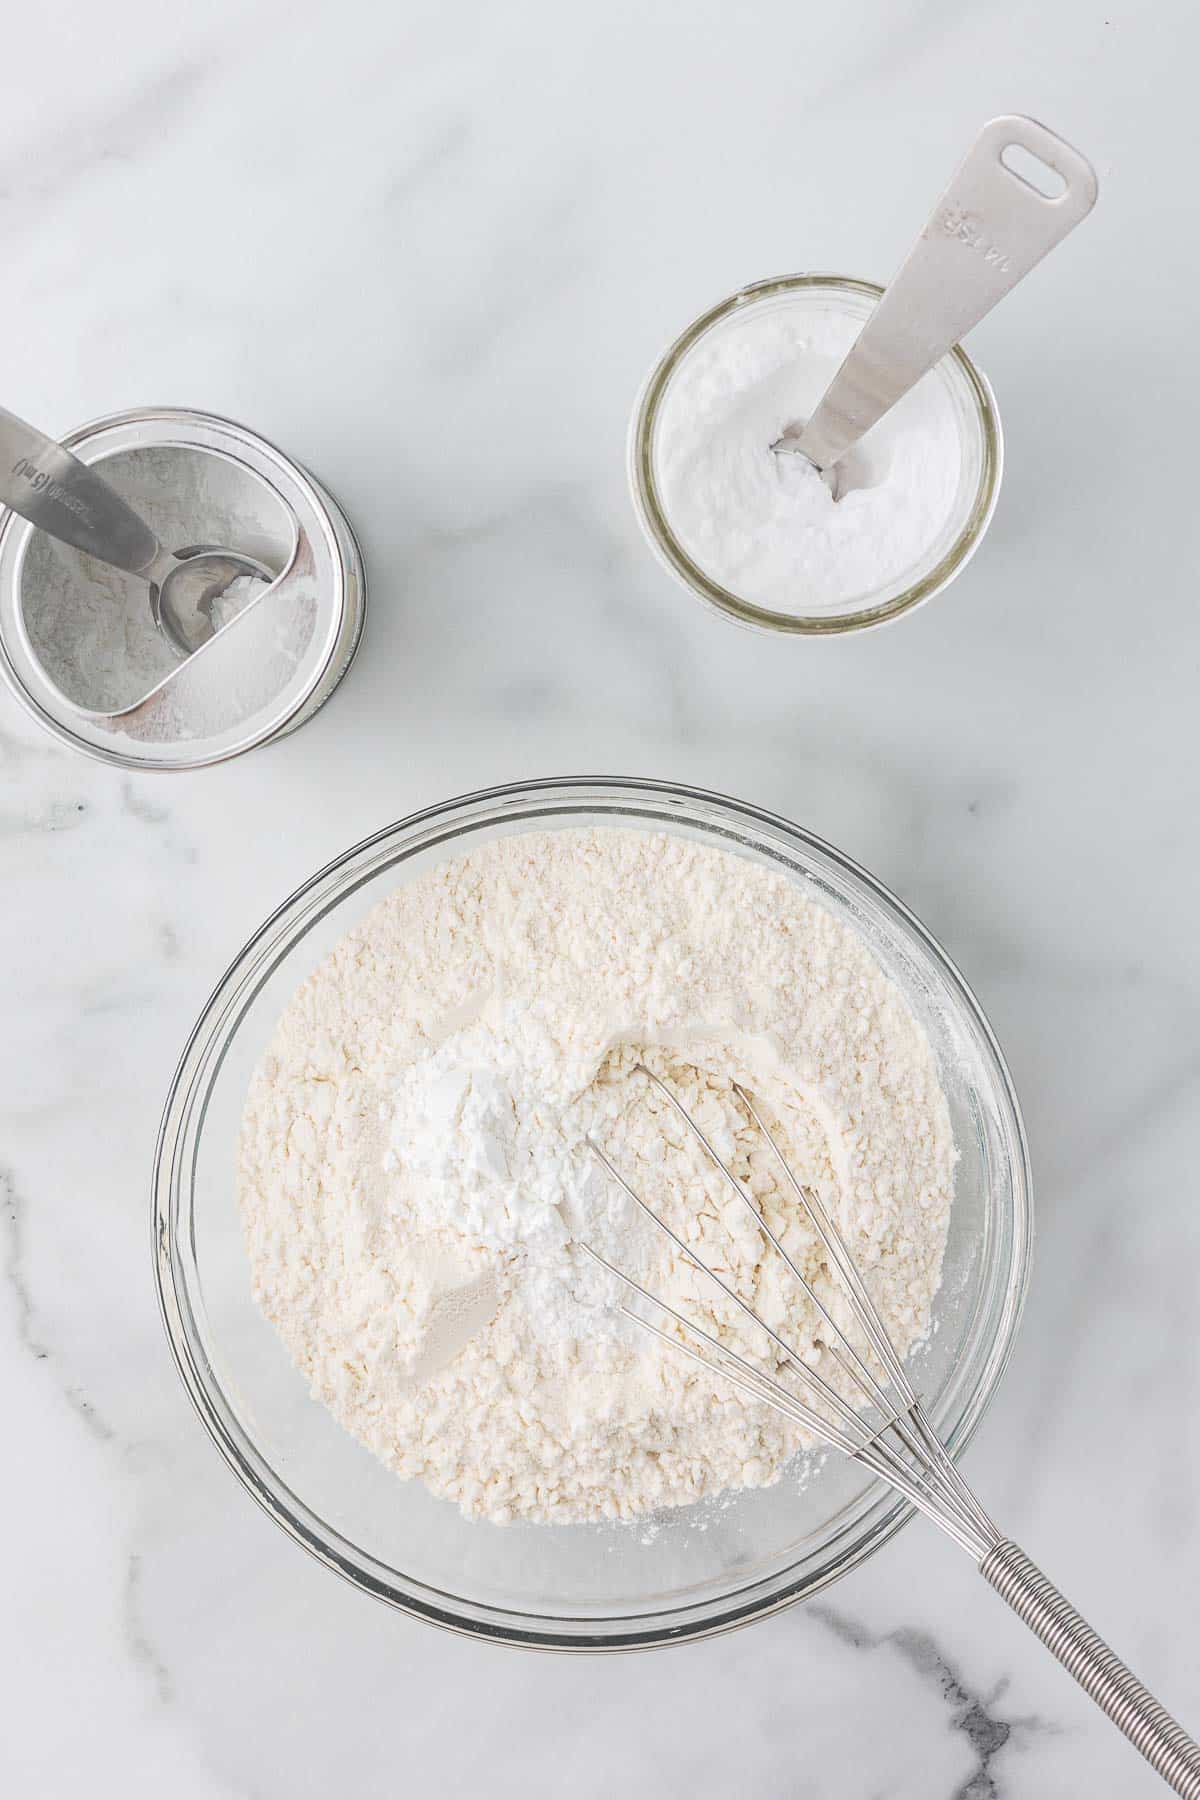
[[154, 778, 1031, 1650]]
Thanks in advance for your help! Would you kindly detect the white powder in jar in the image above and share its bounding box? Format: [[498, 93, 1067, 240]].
[[208, 571, 270, 632], [653, 298, 966, 612], [238, 828, 956, 1526]]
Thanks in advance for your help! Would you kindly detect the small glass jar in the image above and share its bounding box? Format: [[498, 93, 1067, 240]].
[[0, 408, 366, 769], [628, 274, 1003, 635]]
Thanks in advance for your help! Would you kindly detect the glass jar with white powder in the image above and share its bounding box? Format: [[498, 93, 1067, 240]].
[[628, 274, 1002, 635], [0, 408, 365, 769]]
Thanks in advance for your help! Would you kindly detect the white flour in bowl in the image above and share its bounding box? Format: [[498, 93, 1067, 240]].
[[239, 828, 956, 1525]]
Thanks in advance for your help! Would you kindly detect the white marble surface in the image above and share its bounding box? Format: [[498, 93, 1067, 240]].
[[2, 3, 1198, 1794]]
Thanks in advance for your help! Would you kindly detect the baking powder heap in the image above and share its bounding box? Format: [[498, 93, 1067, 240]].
[[653, 296, 965, 612], [239, 828, 956, 1525]]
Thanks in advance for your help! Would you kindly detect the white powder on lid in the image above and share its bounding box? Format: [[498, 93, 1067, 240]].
[[654, 299, 965, 612], [238, 828, 956, 1526]]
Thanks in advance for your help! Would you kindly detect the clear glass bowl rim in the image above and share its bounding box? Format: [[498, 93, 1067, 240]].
[[627, 274, 1004, 636], [154, 776, 1032, 1652]]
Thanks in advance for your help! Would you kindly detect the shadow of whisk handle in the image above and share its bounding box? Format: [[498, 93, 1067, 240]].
[[981, 1539, 1200, 1795]]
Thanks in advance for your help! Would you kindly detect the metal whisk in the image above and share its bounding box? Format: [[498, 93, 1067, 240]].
[[582, 1067, 1200, 1797]]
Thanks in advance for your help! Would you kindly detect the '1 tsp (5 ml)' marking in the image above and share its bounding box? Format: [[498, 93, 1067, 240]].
[[10, 457, 94, 524], [937, 208, 1013, 273]]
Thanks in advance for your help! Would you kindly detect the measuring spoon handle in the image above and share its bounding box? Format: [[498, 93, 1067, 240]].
[[0, 405, 165, 576], [794, 116, 1098, 471]]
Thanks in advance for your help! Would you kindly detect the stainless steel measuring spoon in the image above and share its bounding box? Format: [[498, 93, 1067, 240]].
[[773, 116, 1098, 493], [0, 404, 274, 653]]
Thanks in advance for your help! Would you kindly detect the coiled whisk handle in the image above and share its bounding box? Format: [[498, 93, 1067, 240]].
[[981, 1539, 1200, 1795]]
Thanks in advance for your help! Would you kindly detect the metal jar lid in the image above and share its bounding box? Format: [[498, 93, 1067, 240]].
[[0, 407, 365, 770]]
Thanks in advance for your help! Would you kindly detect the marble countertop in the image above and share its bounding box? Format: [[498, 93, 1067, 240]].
[[3, 3, 1198, 1794]]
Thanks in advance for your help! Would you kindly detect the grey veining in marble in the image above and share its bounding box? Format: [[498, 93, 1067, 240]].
[[2, 2, 1199, 1796]]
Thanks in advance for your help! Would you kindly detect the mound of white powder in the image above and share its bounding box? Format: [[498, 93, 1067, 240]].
[[653, 299, 964, 611], [238, 828, 955, 1525]]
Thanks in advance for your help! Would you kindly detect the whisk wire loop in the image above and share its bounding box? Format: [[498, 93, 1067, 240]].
[[583, 1069, 999, 1558], [639, 1068, 901, 1419], [636, 1067, 991, 1533], [585, 1137, 911, 1457]]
